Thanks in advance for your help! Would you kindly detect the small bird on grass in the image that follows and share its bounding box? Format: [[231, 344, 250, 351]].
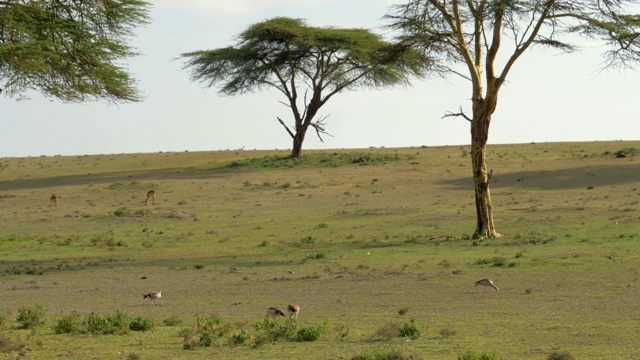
[[143, 290, 162, 305], [475, 279, 498, 292]]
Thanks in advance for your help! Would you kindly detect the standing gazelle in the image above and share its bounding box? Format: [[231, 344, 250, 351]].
[[266, 307, 285, 320], [145, 190, 155, 205], [50, 194, 59, 210], [287, 304, 300, 320]]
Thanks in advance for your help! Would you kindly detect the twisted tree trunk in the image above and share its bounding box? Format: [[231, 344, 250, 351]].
[[470, 95, 500, 238]]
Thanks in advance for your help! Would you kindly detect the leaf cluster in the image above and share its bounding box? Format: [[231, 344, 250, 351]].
[[0, 0, 151, 102], [181, 17, 430, 96]]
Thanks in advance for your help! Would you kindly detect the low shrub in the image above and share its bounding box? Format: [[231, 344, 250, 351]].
[[54, 313, 80, 334], [398, 318, 422, 339], [17, 305, 45, 329], [129, 316, 154, 331], [231, 330, 250, 346], [351, 348, 414, 360], [548, 350, 575, 360], [458, 350, 499, 360]]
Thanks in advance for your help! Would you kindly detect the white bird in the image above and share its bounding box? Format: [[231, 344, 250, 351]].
[[475, 279, 498, 292], [143, 290, 162, 305], [287, 304, 300, 320]]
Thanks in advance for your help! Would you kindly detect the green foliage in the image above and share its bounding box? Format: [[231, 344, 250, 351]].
[[16, 305, 45, 329], [351, 349, 414, 360], [294, 322, 327, 342], [398, 318, 422, 339], [300, 236, 316, 245], [54, 313, 81, 334], [548, 350, 575, 360], [226, 152, 407, 169], [129, 316, 154, 332], [458, 350, 499, 360], [305, 252, 326, 260], [253, 318, 297, 343], [0, 311, 7, 328], [0, 0, 151, 102], [113, 207, 150, 217], [182, 315, 230, 349], [182, 17, 427, 157], [114, 207, 134, 217], [231, 330, 250, 346], [163, 315, 183, 327], [82, 312, 130, 335]]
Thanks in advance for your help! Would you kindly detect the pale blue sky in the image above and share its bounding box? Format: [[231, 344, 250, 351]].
[[1, 0, 638, 158]]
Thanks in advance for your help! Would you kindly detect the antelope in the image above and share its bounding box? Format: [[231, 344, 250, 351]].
[[266, 307, 285, 320], [143, 290, 162, 305], [287, 304, 300, 320], [475, 278, 498, 292], [50, 194, 59, 210], [145, 190, 155, 205]]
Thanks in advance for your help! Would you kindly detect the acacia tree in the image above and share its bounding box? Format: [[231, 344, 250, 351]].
[[387, 1, 640, 238], [0, 0, 151, 102], [181, 17, 428, 158]]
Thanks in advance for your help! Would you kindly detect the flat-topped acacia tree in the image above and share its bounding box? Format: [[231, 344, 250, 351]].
[[181, 17, 429, 158], [386, 0, 640, 238], [0, 0, 150, 103]]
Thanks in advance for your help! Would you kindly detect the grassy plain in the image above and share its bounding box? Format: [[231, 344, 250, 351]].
[[0, 141, 639, 360]]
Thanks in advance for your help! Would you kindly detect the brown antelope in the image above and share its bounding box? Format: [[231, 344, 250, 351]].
[[143, 290, 162, 305], [266, 307, 285, 320], [50, 194, 59, 210], [145, 190, 155, 205], [287, 304, 300, 320], [475, 279, 498, 292]]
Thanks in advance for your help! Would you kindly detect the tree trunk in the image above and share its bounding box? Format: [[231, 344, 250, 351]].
[[470, 99, 500, 238], [290, 128, 307, 158]]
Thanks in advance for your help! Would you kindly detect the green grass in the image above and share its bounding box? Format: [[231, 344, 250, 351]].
[[0, 142, 639, 359]]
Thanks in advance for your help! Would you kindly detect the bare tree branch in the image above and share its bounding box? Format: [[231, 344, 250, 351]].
[[309, 114, 334, 142], [442, 106, 472, 122], [277, 117, 295, 139]]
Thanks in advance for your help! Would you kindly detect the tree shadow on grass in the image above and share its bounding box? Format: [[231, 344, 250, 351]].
[[438, 162, 640, 191]]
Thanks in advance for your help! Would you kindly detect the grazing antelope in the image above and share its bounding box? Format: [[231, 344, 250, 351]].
[[50, 194, 59, 210], [143, 290, 162, 305], [287, 304, 300, 320], [145, 190, 155, 205], [475, 278, 498, 292], [266, 307, 285, 320]]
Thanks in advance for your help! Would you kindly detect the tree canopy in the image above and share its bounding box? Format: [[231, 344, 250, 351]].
[[0, 0, 151, 103], [182, 17, 429, 158], [386, 0, 640, 238]]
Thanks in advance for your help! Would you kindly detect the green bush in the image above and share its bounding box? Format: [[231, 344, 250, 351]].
[[458, 350, 499, 360], [351, 349, 413, 360], [113, 207, 133, 217], [54, 313, 80, 334], [294, 323, 326, 342], [16, 305, 45, 329], [129, 316, 154, 331], [181, 315, 229, 349], [163, 315, 182, 326], [398, 318, 422, 339], [548, 351, 575, 360], [83, 311, 129, 335], [231, 330, 250, 346], [253, 318, 297, 343]]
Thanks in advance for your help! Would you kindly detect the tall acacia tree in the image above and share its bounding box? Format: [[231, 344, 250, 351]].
[[387, 1, 640, 238], [0, 0, 151, 103], [181, 17, 428, 158]]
